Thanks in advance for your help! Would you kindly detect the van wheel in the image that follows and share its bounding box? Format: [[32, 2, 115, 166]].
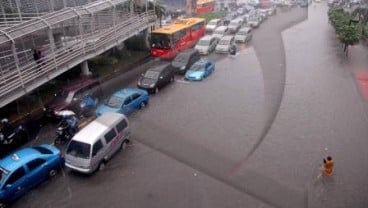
[[98, 161, 106, 171], [48, 168, 58, 178], [120, 141, 128, 151]]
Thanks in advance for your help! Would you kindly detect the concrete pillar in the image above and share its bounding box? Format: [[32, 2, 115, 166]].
[[81, 61, 91, 76], [130, 0, 134, 15]]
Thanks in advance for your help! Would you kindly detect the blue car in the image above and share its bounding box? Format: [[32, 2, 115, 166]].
[[184, 60, 215, 81], [96, 88, 149, 117], [0, 145, 64, 207]]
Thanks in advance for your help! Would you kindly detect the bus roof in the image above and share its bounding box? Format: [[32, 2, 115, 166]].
[[152, 18, 205, 35], [197, 0, 214, 4]]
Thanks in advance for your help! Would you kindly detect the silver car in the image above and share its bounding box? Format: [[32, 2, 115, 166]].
[[206, 19, 222, 32], [228, 19, 243, 34], [195, 35, 219, 55], [215, 36, 235, 54], [247, 17, 260, 28], [212, 26, 228, 40], [235, 27, 253, 43]]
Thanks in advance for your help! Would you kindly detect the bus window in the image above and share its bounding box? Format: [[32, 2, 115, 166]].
[[151, 33, 172, 49], [173, 29, 187, 45]]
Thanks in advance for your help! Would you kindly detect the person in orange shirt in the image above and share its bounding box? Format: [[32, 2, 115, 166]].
[[322, 156, 334, 176]]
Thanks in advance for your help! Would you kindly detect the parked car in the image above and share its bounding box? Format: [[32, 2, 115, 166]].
[[65, 112, 130, 174], [95, 88, 149, 117], [137, 63, 175, 94], [215, 35, 236, 53], [185, 60, 215, 81], [212, 26, 228, 40], [228, 19, 243, 33], [235, 27, 253, 43], [43, 78, 102, 121], [237, 7, 246, 15], [247, 17, 260, 28], [0, 144, 64, 207], [258, 10, 268, 21], [171, 49, 200, 74], [194, 35, 219, 55], [223, 12, 237, 25], [205, 19, 222, 32], [266, 7, 276, 15]]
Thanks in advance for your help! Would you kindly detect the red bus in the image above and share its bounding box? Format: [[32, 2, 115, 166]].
[[150, 17, 206, 59], [196, 0, 215, 15]]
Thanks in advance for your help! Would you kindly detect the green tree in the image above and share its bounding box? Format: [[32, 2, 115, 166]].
[[328, 7, 361, 55], [337, 24, 361, 55]]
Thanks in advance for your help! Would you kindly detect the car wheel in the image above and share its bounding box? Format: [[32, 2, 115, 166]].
[[155, 87, 159, 94], [140, 101, 146, 109], [48, 168, 58, 178], [98, 161, 106, 171]]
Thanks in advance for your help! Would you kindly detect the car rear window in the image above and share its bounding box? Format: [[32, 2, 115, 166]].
[[67, 140, 91, 159], [32, 146, 53, 154]]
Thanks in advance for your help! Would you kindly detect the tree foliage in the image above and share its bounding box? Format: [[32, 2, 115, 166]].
[[328, 7, 361, 55]]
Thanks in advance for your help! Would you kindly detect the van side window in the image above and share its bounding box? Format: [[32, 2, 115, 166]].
[[116, 119, 128, 132], [105, 129, 117, 143], [92, 140, 103, 157]]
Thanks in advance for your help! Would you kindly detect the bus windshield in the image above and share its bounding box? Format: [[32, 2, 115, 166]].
[[151, 33, 172, 49]]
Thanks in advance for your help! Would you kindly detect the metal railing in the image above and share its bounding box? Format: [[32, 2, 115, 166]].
[[0, 10, 155, 107], [0, 13, 48, 28]]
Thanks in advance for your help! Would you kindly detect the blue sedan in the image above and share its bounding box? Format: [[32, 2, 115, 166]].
[[184, 60, 215, 81], [96, 88, 149, 117], [0, 145, 64, 206]]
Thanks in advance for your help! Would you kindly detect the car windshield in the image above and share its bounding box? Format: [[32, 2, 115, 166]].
[[238, 31, 249, 35], [106, 95, 124, 108], [144, 70, 160, 79], [66, 140, 91, 159], [219, 39, 230, 45], [173, 53, 189, 63], [190, 63, 205, 71], [214, 30, 225, 35], [197, 39, 210, 46]]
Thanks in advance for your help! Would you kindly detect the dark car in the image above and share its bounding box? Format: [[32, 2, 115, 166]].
[[43, 78, 102, 120], [137, 63, 175, 94], [171, 49, 200, 74]]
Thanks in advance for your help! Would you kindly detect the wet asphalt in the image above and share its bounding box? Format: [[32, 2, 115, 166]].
[[12, 4, 368, 208]]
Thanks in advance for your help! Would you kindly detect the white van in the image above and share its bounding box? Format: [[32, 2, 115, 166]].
[[65, 112, 130, 174]]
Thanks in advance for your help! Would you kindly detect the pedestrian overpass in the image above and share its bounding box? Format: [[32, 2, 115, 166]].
[[0, 0, 156, 108]]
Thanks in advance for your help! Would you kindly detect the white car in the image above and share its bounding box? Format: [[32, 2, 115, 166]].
[[228, 19, 243, 34], [194, 35, 219, 55], [212, 26, 228, 40], [206, 19, 222, 32], [247, 17, 260, 28], [235, 27, 252, 43], [237, 8, 245, 15], [215, 36, 235, 54]]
